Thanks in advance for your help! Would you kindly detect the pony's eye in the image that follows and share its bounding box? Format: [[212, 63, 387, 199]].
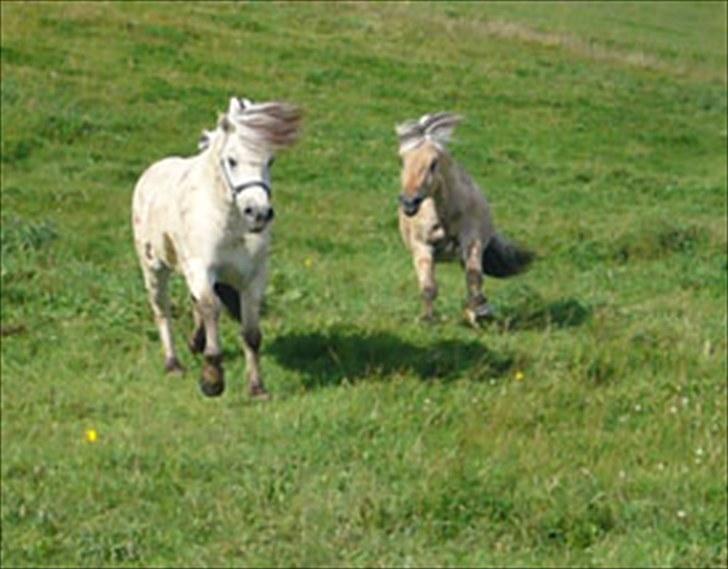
[[244, 207, 253, 215], [429, 159, 438, 174], [227, 157, 238, 167]]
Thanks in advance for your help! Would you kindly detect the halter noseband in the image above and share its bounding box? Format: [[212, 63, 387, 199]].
[[220, 158, 271, 198]]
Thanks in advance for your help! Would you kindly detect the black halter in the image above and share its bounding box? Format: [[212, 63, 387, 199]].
[[220, 158, 271, 198]]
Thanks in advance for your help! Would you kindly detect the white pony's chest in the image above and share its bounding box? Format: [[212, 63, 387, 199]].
[[177, 186, 269, 287], [212, 231, 269, 287]]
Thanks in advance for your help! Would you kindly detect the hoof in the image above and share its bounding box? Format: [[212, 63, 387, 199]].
[[164, 357, 185, 375], [464, 303, 496, 327], [249, 384, 270, 401], [199, 378, 225, 397], [200, 355, 224, 397]]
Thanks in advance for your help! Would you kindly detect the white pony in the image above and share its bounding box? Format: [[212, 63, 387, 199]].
[[132, 97, 301, 397]]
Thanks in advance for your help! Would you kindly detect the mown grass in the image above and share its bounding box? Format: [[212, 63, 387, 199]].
[[1, 2, 726, 567]]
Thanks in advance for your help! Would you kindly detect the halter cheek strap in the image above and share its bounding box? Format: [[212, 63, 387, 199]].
[[220, 158, 271, 198]]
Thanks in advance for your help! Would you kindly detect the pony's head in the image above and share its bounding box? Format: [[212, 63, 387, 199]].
[[395, 112, 461, 216], [210, 97, 302, 233]]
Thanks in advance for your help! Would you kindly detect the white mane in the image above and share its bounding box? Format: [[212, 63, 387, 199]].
[[198, 97, 302, 154], [213, 97, 302, 153]]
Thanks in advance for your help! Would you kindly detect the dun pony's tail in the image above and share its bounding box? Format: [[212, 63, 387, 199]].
[[213, 283, 241, 322], [482, 233, 535, 278]]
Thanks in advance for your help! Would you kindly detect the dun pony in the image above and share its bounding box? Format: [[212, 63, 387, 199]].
[[396, 112, 533, 325]]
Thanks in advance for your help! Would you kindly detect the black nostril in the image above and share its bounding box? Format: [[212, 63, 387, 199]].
[[399, 194, 424, 208], [255, 209, 274, 223], [399, 193, 424, 216]]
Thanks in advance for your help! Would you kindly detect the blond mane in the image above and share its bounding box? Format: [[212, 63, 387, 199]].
[[395, 112, 462, 155]]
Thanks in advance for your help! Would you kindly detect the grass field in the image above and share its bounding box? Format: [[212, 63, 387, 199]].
[[1, 2, 726, 567]]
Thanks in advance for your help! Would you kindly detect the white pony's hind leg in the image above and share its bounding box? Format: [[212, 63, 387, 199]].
[[240, 268, 269, 399], [141, 264, 184, 374]]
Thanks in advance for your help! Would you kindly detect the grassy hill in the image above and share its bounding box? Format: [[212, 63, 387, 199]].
[[1, 2, 726, 566]]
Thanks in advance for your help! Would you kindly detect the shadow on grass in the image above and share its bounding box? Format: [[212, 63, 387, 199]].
[[268, 327, 514, 390]]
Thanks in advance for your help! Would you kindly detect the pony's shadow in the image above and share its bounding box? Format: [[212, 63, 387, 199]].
[[268, 327, 514, 390]]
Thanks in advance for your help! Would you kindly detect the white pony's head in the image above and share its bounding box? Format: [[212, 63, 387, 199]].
[[207, 97, 302, 233], [395, 112, 462, 216]]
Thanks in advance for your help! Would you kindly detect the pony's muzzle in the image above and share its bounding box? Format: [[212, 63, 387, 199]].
[[399, 193, 424, 217], [248, 206, 274, 232]]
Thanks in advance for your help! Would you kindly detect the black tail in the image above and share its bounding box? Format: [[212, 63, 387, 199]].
[[213, 282, 241, 321], [482, 233, 535, 278]]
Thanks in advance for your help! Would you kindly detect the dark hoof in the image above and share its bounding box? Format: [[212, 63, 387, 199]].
[[164, 357, 185, 375], [200, 355, 224, 397], [199, 378, 225, 397], [464, 303, 496, 327], [249, 384, 270, 400]]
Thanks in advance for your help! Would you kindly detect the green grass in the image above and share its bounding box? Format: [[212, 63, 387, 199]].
[[1, 2, 726, 567]]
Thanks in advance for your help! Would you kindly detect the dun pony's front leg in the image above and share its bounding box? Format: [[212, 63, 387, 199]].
[[462, 238, 493, 326], [240, 270, 269, 399], [187, 268, 225, 397], [411, 243, 437, 321]]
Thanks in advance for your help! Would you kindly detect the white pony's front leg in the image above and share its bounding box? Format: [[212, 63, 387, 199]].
[[141, 263, 184, 374], [186, 261, 225, 397], [240, 265, 269, 399]]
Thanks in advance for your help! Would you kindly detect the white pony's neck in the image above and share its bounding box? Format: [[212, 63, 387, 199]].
[[196, 130, 235, 206]]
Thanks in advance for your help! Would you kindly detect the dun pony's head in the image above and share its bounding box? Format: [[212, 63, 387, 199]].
[[395, 112, 461, 216], [210, 97, 302, 233]]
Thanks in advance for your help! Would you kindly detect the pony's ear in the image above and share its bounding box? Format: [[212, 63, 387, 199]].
[[198, 130, 212, 151], [228, 97, 245, 116], [421, 112, 462, 147], [219, 114, 234, 133]]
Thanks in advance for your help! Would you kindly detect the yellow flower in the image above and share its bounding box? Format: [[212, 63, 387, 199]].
[[514, 370, 525, 382], [304, 257, 313, 269], [85, 429, 98, 443]]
